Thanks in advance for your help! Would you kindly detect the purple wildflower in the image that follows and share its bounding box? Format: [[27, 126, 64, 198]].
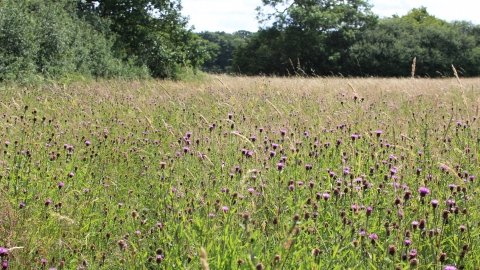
[[419, 187, 430, 197], [277, 163, 284, 170], [0, 247, 7, 257]]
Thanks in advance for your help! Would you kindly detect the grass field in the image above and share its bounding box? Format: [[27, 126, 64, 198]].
[[0, 76, 479, 269]]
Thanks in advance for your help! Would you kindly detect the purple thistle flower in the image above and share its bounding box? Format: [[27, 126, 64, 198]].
[[446, 199, 456, 206], [368, 234, 378, 240], [351, 134, 361, 140], [221, 206, 229, 213], [322, 193, 330, 200], [19, 202, 26, 209], [277, 163, 284, 170], [412, 221, 419, 229], [431, 199, 439, 208], [68, 172, 74, 178], [366, 206, 373, 216], [443, 266, 457, 270], [409, 249, 418, 258], [0, 247, 7, 257], [419, 187, 430, 197], [58, 182, 65, 189], [85, 140, 91, 146], [45, 199, 52, 206], [404, 239, 411, 246]]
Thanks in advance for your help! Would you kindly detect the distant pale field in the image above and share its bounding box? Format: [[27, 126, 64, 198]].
[[0, 76, 479, 269]]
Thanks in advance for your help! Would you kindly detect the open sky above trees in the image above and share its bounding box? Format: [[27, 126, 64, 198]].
[[182, 0, 480, 33]]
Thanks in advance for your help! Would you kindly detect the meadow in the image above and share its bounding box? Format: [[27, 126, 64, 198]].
[[0, 75, 479, 269]]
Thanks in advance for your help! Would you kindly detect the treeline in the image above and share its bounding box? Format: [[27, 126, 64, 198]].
[[0, 0, 209, 83], [2, 0, 480, 82], [201, 5, 480, 77]]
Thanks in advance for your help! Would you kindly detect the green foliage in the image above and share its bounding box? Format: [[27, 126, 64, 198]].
[[233, 0, 378, 76], [198, 31, 252, 73], [78, 0, 210, 79], [0, 0, 149, 83], [350, 9, 480, 77], [401, 7, 447, 27], [233, 3, 480, 77], [0, 0, 209, 83]]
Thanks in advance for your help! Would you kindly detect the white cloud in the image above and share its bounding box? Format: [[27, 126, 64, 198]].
[[181, 0, 480, 33]]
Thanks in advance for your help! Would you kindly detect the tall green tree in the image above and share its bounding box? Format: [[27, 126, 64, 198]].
[[77, 0, 209, 78], [233, 0, 378, 75], [349, 8, 480, 77]]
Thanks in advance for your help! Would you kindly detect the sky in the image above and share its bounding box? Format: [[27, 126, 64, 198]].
[[181, 0, 480, 33]]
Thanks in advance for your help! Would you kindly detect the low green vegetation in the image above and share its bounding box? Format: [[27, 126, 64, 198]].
[[0, 76, 478, 269]]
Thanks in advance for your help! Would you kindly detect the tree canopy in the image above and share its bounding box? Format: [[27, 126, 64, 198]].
[[232, 0, 378, 76], [2, 0, 480, 82], [229, 4, 480, 77], [0, 0, 209, 82]]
